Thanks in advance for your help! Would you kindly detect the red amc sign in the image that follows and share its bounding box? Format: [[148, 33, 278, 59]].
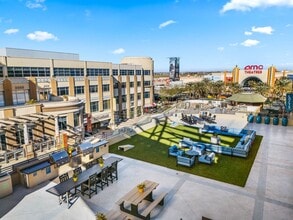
[[244, 65, 263, 74]]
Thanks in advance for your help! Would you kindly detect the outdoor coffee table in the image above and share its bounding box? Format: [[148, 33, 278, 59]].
[[185, 150, 199, 156]]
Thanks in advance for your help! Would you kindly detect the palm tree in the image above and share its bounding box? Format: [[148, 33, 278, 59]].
[[225, 82, 241, 95], [255, 82, 270, 97], [273, 76, 291, 101], [210, 81, 225, 98]]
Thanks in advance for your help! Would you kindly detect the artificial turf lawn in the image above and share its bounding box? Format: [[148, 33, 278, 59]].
[[109, 123, 262, 187]]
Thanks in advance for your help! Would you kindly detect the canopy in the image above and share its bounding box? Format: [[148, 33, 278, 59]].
[[226, 93, 267, 103]]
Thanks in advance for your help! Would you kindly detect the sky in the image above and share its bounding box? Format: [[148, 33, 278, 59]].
[[0, 0, 293, 72]]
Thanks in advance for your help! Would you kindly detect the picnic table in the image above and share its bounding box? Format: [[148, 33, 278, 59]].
[[116, 180, 167, 219], [46, 156, 122, 208]]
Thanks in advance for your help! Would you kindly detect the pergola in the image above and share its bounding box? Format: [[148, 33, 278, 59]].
[[226, 93, 267, 104]]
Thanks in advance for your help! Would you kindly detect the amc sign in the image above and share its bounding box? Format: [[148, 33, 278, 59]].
[[244, 65, 263, 74]]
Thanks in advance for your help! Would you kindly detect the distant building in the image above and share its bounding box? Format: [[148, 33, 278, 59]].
[[169, 57, 180, 81]]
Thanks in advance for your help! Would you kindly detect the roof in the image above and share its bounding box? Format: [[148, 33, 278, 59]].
[[226, 93, 267, 103]]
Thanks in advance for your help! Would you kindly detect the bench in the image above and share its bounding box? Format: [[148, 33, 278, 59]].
[[106, 209, 142, 220], [141, 192, 167, 220], [118, 144, 135, 152]]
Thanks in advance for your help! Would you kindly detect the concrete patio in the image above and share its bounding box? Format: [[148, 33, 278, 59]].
[[0, 122, 292, 220]]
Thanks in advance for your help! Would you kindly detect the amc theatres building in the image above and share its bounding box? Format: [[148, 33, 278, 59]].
[[224, 64, 287, 87]]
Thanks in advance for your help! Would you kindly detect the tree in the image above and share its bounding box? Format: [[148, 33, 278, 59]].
[[273, 76, 291, 101]]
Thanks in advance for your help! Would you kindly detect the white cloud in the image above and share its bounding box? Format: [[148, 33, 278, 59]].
[[112, 48, 125, 54], [4, 28, 19, 34], [26, 0, 47, 10], [220, 0, 293, 13], [252, 26, 274, 34], [241, 39, 260, 47], [217, 47, 224, 51], [244, 31, 252, 35], [27, 31, 58, 41], [285, 24, 292, 27], [159, 20, 176, 29]]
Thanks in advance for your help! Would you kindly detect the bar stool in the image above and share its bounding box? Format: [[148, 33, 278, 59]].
[[96, 167, 109, 190], [81, 173, 97, 199]]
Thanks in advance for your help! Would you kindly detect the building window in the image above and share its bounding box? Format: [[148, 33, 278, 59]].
[[136, 70, 141, 75], [57, 87, 69, 96], [130, 82, 134, 88], [103, 100, 110, 110], [13, 89, 29, 105], [74, 112, 79, 127], [122, 95, 127, 102], [54, 68, 84, 77], [87, 68, 110, 76], [144, 81, 151, 87], [0, 133, 7, 151], [114, 82, 119, 89], [137, 82, 141, 87], [75, 86, 84, 94], [46, 166, 51, 174], [144, 92, 150, 98], [102, 84, 110, 92], [7, 66, 50, 77], [58, 116, 67, 131], [90, 101, 99, 112], [129, 70, 134, 75], [137, 93, 141, 100], [143, 70, 150, 75], [120, 70, 127, 75], [0, 66, 3, 77], [121, 82, 126, 88], [0, 91, 5, 107], [16, 128, 25, 145], [113, 69, 118, 76], [89, 85, 98, 93], [130, 94, 134, 101], [28, 127, 33, 142]]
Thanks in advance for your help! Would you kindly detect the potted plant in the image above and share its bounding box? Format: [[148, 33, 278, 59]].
[[63, 95, 68, 101], [98, 157, 104, 167], [72, 173, 78, 182], [137, 183, 145, 193], [96, 212, 107, 220]]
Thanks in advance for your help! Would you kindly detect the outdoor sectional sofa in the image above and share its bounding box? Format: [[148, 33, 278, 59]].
[[179, 127, 256, 158], [176, 155, 196, 167], [198, 152, 215, 164], [168, 145, 184, 157]]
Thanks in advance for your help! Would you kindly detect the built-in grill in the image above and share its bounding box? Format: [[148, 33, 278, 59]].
[[49, 150, 69, 167], [78, 142, 94, 156]]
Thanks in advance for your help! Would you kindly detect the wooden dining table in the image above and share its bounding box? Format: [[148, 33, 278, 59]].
[[116, 180, 159, 218], [46, 156, 122, 208]]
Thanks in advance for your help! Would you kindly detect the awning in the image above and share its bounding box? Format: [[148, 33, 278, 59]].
[[21, 161, 51, 174], [49, 150, 69, 167]]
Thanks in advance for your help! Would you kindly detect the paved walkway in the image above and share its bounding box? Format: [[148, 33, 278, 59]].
[[0, 123, 292, 220]]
